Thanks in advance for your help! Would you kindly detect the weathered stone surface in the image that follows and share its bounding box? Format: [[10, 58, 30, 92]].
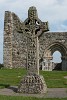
[[18, 74, 47, 94], [4, 11, 27, 68], [3, 7, 67, 71], [3, 6, 48, 69], [18, 6, 48, 94], [39, 32, 67, 71]]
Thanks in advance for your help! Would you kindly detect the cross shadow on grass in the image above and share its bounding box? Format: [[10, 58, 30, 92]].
[[0, 84, 18, 92], [0, 84, 10, 89], [8, 86, 18, 92]]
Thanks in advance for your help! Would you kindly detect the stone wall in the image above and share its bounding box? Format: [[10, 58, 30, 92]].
[[39, 32, 67, 70], [3, 10, 67, 70], [12, 13, 27, 68], [39, 32, 67, 58], [4, 11, 27, 68], [3, 11, 13, 68]]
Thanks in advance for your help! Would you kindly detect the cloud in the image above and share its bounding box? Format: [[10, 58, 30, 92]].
[[0, 0, 67, 22]]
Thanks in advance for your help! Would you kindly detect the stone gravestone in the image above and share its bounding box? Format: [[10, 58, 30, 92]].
[[18, 6, 49, 94]]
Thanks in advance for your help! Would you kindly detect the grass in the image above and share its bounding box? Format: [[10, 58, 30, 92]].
[[0, 68, 67, 88], [0, 68, 27, 88], [0, 95, 67, 100], [40, 71, 67, 88], [0, 69, 67, 100]]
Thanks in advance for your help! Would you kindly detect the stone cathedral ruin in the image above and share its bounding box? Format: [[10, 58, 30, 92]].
[[4, 6, 67, 72]]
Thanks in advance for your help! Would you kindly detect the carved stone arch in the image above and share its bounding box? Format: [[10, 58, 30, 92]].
[[42, 42, 67, 71], [44, 42, 67, 57]]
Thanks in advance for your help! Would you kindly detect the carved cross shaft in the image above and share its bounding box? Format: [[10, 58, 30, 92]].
[[26, 20, 49, 75], [17, 6, 49, 75]]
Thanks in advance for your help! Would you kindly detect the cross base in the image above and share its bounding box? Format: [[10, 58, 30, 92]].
[[18, 74, 47, 94]]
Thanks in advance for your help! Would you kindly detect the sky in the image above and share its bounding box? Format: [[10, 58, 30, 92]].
[[53, 51, 62, 63], [0, 0, 67, 63]]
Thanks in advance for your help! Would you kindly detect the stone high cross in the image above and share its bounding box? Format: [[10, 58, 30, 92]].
[[18, 6, 49, 94], [25, 6, 49, 75]]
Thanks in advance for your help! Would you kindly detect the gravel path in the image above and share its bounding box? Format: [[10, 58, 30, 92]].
[[0, 86, 67, 98]]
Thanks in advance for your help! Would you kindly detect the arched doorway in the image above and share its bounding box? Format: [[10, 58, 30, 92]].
[[42, 42, 67, 71], [52, 51, 62, 70]]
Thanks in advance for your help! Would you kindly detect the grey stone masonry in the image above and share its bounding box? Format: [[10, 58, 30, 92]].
[[3, 6, 67, 71], [4, 6, 48, 93], [39, 32, 67, 71], [4, 11, 13, 68], [4, 11, 27, 68], [18, 74, 47, 94], [3, 6, 48, 69], [18, 6, 48, 94]]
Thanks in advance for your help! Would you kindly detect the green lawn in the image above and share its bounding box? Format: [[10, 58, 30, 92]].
[[0, 68, 67, 88], [0, 95, 67, 100], [0, 68, 27, 88], [40, 71, 67, 88], [0, 69, 67, 100]]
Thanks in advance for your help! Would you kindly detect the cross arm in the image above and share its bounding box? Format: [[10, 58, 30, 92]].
[[36, 21, 49, 37]]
